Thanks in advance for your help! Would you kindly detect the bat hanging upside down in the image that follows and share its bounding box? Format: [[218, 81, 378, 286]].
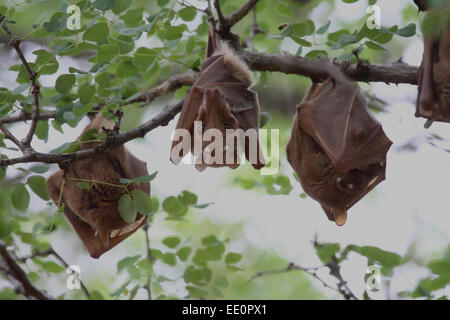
[[47, 115, 150, 258], [416, 19, 450, 123], [170, 23, 265, 171], [286, 60, 392, 226]]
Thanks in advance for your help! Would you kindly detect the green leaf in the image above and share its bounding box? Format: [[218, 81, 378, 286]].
[[117, 255, 140, 273], [43, 16, 60, 33], [11, 184, 30, 211], [165, 25, 186, 40], [134, 47, 157, 69], [35, 120, 49, 141], [428, 259, 450, 276], [316, 21, 331, 35], [162, 196, 188, 217], [157, 0, 170, 7], [262, 175, 293, 195], [94, 0, 117, 11], [80, 129, 99, 142], [316, 243, 340, 264], [97, 44, 119, 63], [178, 190, 198, 206], [161, 252, 177, 266], [83, 22, 109, 42], [186, 286, 207, 298], [130, 189, 152, 215], [177, 247, 191, 261], [39, 261, 65, 273], [113, 0, 132, 14], [395, 23, 416, 37], [162, 236, 181, 248], [76, 182, 91, 190], [275, 3, 293, 16], [29, 165, 50, 174], [89, 290, 105, 300], [118, 194, 137, 223], [55, 74, 76, 93], [225, 252, 242, 264], [178, 6, 197, 22], [343, 245, 402, 269], [121, 8, 144, 27], [27, 176, 50, 201], [366, 41, 387, 51], [50, 141, 80, 154], [305, 50, 328, 59], [215, 276, 228, 288], [117, 60, 138, 78], [133, 172, 158, 183]]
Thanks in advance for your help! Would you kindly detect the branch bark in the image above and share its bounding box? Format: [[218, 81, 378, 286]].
[[0, 240, 53, 300], [0, 100, 184, 167]]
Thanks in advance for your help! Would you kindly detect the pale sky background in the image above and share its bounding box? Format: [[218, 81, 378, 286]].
[[0, 0, 449, 299]]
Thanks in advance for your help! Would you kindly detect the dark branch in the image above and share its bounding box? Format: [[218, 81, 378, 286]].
[[7, 38, 40, 149], [0, 111, 57, 124], [214, 0, 260, 33], [244, 51, 419, 85], [0, 240, 52, 300], [131, 70, 195, 106], [0, 100, 184, 167]]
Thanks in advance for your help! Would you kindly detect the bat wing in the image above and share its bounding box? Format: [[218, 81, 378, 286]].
[[170, 87, 204, 164], [416, 37, 438, 119], [47, 151, 149, 259], [224, 86, 265, 169], [299, 82, 392, 172]]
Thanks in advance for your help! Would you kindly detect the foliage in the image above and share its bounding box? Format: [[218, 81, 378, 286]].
[[0, 0, 448, 300]]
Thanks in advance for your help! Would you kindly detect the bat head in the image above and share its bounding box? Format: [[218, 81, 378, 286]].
[[287, 127, 386, 226]]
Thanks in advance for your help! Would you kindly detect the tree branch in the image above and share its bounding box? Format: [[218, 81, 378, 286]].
[[0, 111, 57, 124], [142, 223, 155, 300], [0, 240, 53, 300], [131, 70, 195, 107], [214, 0, 260, 33], [244, 51, 418, 84], [5, 36, 40, 149], [0, 100, 184, 167]]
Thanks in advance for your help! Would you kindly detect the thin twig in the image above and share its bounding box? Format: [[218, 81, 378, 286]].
[[143, 222, 155, 300], [0, 122, 26, 152]]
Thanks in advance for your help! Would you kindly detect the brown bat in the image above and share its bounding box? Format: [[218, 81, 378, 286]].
[[170, 23, 265, 171], [413, 0, 428, 11], [286, 60, 392, 226], [416, 21, 450, 123], [47, 115, 149, 258]]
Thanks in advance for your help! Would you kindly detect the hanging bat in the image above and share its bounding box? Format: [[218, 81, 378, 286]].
[[47, 115, 149, 259], [413, 0, 428, 11], [170, 23, 265, 171], [416, 22, 450, 123], [286, 60, 392, 226]]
